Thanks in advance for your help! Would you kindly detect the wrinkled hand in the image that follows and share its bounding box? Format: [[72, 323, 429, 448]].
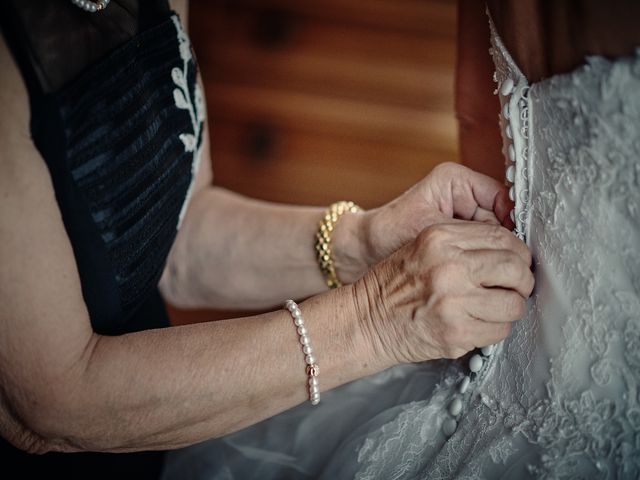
[[353, 222, 534, 365], [335, 162, 515, 283]]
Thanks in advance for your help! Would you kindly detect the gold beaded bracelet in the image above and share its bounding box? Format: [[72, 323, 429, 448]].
[[315, 201, 362, 289]]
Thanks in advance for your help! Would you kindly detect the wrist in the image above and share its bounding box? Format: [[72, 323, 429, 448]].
[[348, 274, 397, 371], [330, 209, 375, 285]]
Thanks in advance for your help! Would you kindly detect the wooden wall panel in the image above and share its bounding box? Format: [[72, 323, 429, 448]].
[[170, 0, 458, 324]]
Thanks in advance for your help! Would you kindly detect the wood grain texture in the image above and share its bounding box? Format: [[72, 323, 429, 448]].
[[170, 0, 458, 324]]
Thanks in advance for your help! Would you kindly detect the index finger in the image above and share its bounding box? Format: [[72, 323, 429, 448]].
[[445, 222, 532, 266]]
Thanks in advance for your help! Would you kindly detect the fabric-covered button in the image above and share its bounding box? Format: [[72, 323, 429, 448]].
[[510, 209, 515, 223], [508, 144, 515, 162], [500, 77, 515, 96], [449, 397, 463, 417], [506, 124, 513, 139], [506, 165, 515, 183], [442, 417, 457, 437], [458, 376, 470, 394], [469, 354, 483, 373], [481, 344, 496, 356], [509, 186, 515, 201], [503, 102, 510, 119]]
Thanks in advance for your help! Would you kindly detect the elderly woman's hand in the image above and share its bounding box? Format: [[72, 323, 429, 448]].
[[335, 162, 515, 283], [353, 221, 534, 364]]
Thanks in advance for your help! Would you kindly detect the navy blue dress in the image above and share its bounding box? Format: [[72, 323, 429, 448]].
[[0, 0, 204, 476]]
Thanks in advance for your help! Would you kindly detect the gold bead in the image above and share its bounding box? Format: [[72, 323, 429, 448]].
[[314, 201, 362, 289]]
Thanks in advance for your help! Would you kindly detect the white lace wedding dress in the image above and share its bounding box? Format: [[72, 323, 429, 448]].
[[163, 18, 640, 480]]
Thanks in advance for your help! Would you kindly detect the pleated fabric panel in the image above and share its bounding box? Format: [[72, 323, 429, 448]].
[[57, 15, 203, 318]]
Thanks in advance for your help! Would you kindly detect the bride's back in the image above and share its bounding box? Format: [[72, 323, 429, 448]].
[[487, 0, 640, 83], [480, 15, 640, 477], [345, 4, 640, 478], [457, 0, 640, 179]]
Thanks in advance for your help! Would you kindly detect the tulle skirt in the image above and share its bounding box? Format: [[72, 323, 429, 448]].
[[162, 362, 446, 479]]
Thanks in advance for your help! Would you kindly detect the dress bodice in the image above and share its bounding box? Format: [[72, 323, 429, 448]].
[[327, 15, 640, 480], [469, 18, 640, 479], [1, 1, 204, 334], [1, 1, 205, 477]]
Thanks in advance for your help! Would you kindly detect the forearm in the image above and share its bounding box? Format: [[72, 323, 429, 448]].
[[161, 186, 369, 310], [37, 286, 385, 453]]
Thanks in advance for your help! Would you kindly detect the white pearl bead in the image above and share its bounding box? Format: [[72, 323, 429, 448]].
[[449, 397, 463, 417], [481, 344, 496, 356], [442, 417, 457, 437], [502, 102, 510, 119], [71, 0, 109, 13], [305, 354, 316, 365], [294, 317, 304, 327], [506, 124, 513, 139], [458, 376, 470, 394], [500, 77, 515, 96], [297, 325, 307, 336], [311, 392, 320, 402], [469, 354, 483, 373], [309, 376, 318, 387], [508, 144, 515, 162], [285, 300, 296, 310], [311, 397, 320, 406], [300, 335, 310, 346], [509, 186, 515, 202], [303, 345, 313, 355], [291, 308, 302, 318], [309, 384, 320, 395], [506, 165, 515, 183]]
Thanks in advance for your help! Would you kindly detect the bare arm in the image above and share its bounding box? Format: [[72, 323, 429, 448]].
[[159, 0, 367, 310], [0, 31, 379, 453], [486, 0, 640, 83], [0, 2, 532, 455], [456, 0, 640, 181], [160, 185, 368, 310]]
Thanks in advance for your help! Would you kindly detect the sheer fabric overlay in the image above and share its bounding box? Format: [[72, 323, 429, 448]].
[[0, 0, 169, 96], [164, 14, 640, 480]]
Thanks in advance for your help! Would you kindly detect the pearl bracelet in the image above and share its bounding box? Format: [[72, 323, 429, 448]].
[[70, 0, 110, 13], [284, 300, 320, 405]]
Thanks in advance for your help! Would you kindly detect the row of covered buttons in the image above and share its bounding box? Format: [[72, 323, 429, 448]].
[[501, 77, 517, 224], [441, 74, 515, 439], [441, 344, 497, 437]]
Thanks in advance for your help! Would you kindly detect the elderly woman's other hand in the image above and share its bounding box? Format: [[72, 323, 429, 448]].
[[353, 221, 533, 365], [334, 162, 515, 283]]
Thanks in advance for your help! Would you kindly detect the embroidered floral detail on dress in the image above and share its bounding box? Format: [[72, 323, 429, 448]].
[[170, 15, 204, 227]]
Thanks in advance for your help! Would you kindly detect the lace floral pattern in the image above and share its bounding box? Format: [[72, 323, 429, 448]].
[[326, 24, 640, 480]]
